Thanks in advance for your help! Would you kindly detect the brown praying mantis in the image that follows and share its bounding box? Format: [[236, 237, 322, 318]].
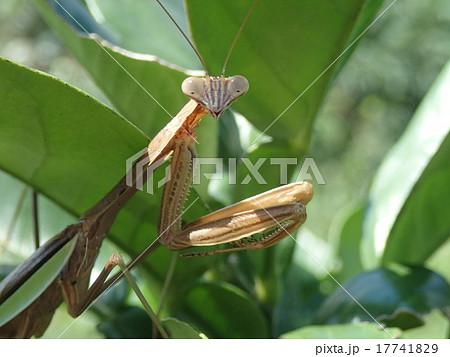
[[0, 0, 313, 338]]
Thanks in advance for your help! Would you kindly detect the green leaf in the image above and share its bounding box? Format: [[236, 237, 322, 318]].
[[88, 278, 156, 338], [85, 0, 198, 69], [363, 61, 450, 267], [427, 238, 450, 283], [41, 305, 103, 339], [48, 0, 115, 42], [162, 317, 206, 339], [378, 308, 426, 330], [38, 0, 383, 156], [0, 171, 78, 265], [401, 310, 450, 339], [187, 0, 384, 149], [0, 56, 148, 249], [289, 228, 335, 280], [0, 57, 148, 215], [281, 323, 400, 339], [313, 265, 450, 327], [34, 0, 192, 138], [331, 0, 385, 77], [96, 305, 153, 339], [174, 281, 269, 338], [273, 263, 323, 337], [331, 205, 365, 281]]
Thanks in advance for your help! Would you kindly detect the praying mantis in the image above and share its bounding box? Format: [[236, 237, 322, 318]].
[[0, 0, 313, 338]]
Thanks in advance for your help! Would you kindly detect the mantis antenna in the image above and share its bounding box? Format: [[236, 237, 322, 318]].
[[155, 0, 209, 75], [156, 0, 259, 77], [156, 0, 258, 117], [221, 0, 259, 76]]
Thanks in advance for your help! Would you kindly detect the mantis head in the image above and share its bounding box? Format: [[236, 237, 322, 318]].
[[182, 75, 249, 118], [158, 0, 256, 118]]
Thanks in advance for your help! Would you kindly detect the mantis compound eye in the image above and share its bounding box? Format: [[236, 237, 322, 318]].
[[182, 77, 205, 101], [227, 75, 249, 99]]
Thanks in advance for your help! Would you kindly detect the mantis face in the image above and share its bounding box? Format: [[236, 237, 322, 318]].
[[182, 75, 249, 118]]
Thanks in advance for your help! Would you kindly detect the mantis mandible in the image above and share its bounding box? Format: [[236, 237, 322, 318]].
[[0, 0, 313, 338]]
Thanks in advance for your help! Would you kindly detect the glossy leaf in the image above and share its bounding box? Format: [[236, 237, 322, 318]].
[[332, 205, 365, 281], [0, 171, 79, 264], [41, 306, 103, 339], [35, 0, 193, 138], [85, 0, 197, 69], [272, 262, 323, 337], [363, 61, 450, 266], [313, 265, 450, 326], [37, 0, 384, 155], [96, 306, 153, 339], [174, 281, 269, 338], [281, 323, 400, 339], [0, 57, 148, 215], [187, 0, 384, 149], [162, 317, 206, 339]]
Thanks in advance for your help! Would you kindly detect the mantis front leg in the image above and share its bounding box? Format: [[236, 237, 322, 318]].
[[158, 133, 313, 256], [158, 132, 197, 248]]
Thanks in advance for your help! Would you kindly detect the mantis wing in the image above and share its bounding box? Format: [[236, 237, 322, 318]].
[[0, 233, 76, 326]]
